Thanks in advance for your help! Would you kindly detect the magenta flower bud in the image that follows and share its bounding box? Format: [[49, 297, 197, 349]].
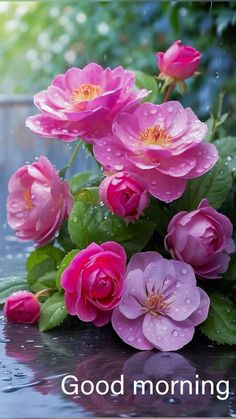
[[112, 251, 210, 351], [7, 156, 73, 246], [165, 199, 235, 279], [99, 171, 149, 223], [157, 40, 201, 80], [4, 291, 40, 324], [61, 242, 127, 327]]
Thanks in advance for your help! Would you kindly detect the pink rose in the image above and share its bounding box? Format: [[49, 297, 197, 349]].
[[157, 40, 201, 80], [112, 251, 209, 351], [4, 291, 40, 324], [26, 63, 148, 142], [61, 242, 127, 327], [93, 101, 218, 202], [7, 156, 73, 246], [165, 199, 235, 279], [99, 171, 149, 223]]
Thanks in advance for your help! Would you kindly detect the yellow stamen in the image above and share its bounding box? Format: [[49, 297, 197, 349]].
[[146, 293, 169, 317], [140, 125, 171, 147], [71, 83, 102, 104], [24, 190, 34, 210]]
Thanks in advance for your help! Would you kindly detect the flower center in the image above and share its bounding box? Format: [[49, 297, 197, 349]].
[[24, 190, 34, 211], [146, 293, 169, 316], [71, 83, 102, 104], [140, 125, 171, 147]]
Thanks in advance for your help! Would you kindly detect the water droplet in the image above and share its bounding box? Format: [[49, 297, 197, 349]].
[[172, 330, 179, 337], [163, 396, 181, 405], [181, 268, 187, 275], [185, 298, 191, 304]]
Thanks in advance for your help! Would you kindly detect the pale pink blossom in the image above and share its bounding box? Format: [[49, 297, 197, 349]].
[[165, 199, 235, 279], [94, 101, 218, 202], [7, 156, 73, 246], [112, 251, 210, 351], [26, 63, 148, 142]]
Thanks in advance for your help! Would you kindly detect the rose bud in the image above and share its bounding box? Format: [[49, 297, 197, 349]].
[[99, 172, 149, 222], [4, 291, 40, 324], [61, 242, 126, 327], [165, 199, 235, 279], [157, 40, 201, 81], [7, 156, 73, 246]]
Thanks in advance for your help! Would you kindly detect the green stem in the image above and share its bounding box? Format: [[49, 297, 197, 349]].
[[163, 83, 175, 102], [59, 140, 83, 178]]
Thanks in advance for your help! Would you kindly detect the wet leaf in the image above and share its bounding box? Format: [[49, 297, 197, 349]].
[[215, 137, 236, 173], [69, 171, 102, 194], [56, 250, 79, 290], [134, 70, 161, 103], [200, 291, 236, 345], [0, 276, 28, 305], [171, 158, 232, 212], [26, 245, 65, 288], [68, 200, 155, 258], [39, 292, 67, 332]]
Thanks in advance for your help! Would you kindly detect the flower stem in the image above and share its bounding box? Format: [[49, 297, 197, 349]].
[[163, 83, 175, 102], [59, 140, 83, 178], [35, 288, 55, 300]]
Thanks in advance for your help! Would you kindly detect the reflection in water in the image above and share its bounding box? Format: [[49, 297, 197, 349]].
[[1, 315, 236, 417]]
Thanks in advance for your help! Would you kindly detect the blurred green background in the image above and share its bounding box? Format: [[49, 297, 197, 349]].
[[0, 0, 236, 130]]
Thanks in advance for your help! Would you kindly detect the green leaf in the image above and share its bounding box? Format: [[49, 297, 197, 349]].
[[134, 70, 161, 103], [215, 137, 236, 173], [75, 187, 100, 205], [0, 276, 28, 305], [200, 291, 236, 345], [39, 292, 67, 332], [69, 171, 102, 194], [171, 158, 232, 212], [223, 253, 236, 282], [30, 271, 57, 293], [168, 2, 180, 33], [56, 220, 75, 253], [56, 250, 79, 290], [68, 200, 155, 257], [26, 245, 65, 287]]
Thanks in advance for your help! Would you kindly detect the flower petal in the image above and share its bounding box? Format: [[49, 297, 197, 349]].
[[112, 308, 153, 350]]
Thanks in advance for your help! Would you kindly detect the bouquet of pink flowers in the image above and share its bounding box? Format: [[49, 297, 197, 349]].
[[2, 41, 236, 351]]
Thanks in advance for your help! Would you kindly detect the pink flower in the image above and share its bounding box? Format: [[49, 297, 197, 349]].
[[7, 156, 73, 246], [61, 242, 127, 327], [99, 171, 149, 223], [26, 63, 148, 142], [93, 101, 218, 202], [157, 40, 201, 80], [165, 199, 235, 279], [4, 291, 40, 324], [112, 252, 210, 351]]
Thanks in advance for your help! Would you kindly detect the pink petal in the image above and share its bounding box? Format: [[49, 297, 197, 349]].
[[183, 142, 218, 179], [166, 261, 200, 321], [93, 310, 112, 327], [76, 297, 97, 322], [112, 308, 153, 350], [143, 313, 194, 351], [143, 169, 186, 202], [65, 292, 78, 315], [189, 288, 210, 326]]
